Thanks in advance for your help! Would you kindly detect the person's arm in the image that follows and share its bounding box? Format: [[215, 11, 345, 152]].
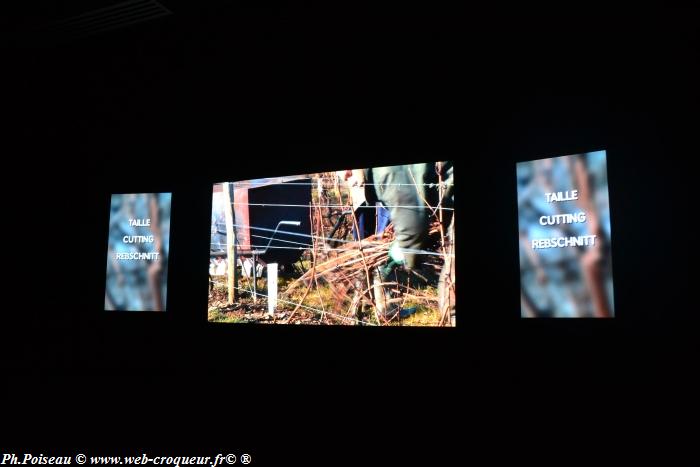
[[373, 165, 431, 270]]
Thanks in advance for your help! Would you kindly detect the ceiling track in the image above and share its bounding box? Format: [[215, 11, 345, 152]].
[[23, 0, 173, 44]]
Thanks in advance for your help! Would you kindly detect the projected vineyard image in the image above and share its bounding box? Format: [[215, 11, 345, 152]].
[[208, 162, 455, 326]]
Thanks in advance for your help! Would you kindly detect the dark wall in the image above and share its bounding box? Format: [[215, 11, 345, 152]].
[[4, 6, 697, 461]]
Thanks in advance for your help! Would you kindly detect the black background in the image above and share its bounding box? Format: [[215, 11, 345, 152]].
[[3, 6, 697, 464]]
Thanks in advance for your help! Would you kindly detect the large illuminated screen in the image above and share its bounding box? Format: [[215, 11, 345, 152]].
[[208, 162, 455, 326], [517, 150, 614, 318], [105, 193, 171, 311]]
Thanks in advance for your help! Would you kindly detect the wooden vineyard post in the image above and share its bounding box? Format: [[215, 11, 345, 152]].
[[222, 182, 237, 304], [267, 263, 278, 315]]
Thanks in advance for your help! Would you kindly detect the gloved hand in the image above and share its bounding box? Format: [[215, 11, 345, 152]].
[[381, 242, 406, 279]]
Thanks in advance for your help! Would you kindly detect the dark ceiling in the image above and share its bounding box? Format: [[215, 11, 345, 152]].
[[2, 7, 698, 179]]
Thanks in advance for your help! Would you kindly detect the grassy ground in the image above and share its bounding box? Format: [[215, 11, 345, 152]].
[[208, 271, 442, 326], [208, 308, 247, 323]]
